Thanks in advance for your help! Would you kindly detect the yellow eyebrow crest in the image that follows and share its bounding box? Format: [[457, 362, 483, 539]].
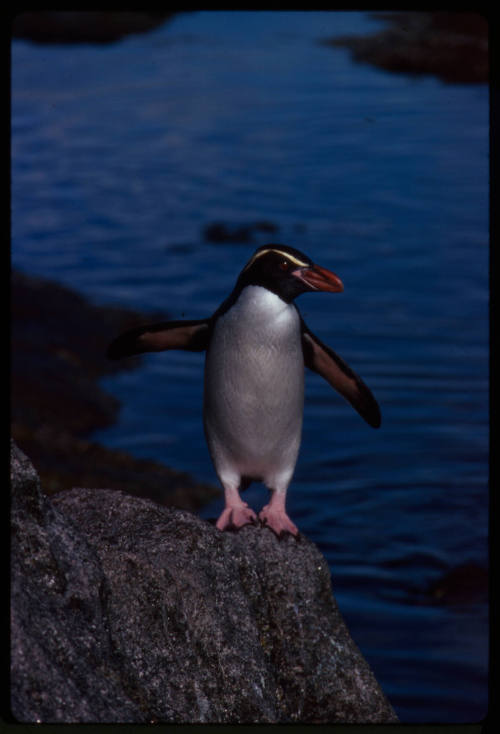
[[242, 248, 309, 272]]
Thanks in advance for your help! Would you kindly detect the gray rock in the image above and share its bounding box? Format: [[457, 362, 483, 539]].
[[10, 440, 398, 723]]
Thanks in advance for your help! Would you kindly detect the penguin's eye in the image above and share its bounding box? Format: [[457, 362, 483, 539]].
[[279, 259, 290, 271]]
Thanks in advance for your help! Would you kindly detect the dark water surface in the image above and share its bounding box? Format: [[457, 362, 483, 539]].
[[11, 11, 488, 723]]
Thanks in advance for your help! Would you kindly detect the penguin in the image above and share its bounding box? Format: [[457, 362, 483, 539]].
[[107, 244, 381, 537]]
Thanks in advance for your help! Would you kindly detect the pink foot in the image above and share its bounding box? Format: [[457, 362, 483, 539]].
[[216, 503, 257, 531], [258, 505, 299, 538]]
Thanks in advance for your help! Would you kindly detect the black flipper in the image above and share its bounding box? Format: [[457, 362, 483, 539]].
[[107, 319, 210, 360], [301, 321, 381, 429]]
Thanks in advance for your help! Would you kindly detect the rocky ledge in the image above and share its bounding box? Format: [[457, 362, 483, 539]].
[[10, 441, 398, 724]]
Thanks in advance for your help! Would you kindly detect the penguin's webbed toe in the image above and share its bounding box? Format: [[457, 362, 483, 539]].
[[216, 504, 257, 532], [258, 506, 299, 538]]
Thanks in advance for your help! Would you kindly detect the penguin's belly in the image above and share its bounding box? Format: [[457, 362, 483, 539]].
[[203, 287, 304, 486]]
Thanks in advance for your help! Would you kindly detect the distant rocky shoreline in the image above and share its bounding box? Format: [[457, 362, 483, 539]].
[[324, 12, 488, 85], [11, 12, 175, 44], [11, 11, 488, 87], [11, 269, 220, 510]]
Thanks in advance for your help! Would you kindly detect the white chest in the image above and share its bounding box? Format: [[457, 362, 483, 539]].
[[212, 285, 300, 351], [203, 286, 305, 484], [204, 285, 304, 411]]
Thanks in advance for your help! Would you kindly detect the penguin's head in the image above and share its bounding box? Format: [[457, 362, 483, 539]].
[[237, 244, 344, 303]]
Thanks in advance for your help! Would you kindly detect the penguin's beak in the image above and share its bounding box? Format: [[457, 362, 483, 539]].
[[292, 264, 344, 293]]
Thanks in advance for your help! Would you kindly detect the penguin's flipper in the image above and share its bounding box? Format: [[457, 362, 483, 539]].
[[301, 324, 381, 429], [107, 319, 210, 360]]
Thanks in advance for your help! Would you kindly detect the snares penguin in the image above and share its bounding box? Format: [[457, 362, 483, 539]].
[[107, 244, 381, 537]]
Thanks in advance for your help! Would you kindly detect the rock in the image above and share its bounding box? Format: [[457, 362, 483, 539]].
[[11, 12, 175, 45], [425, 562, 489, 605], [203, 220, 279, 244], [11, 270, 158, 437], [11, 269, 219, 508], [10, 440, 144, 723], [10, 441, 398, 723], [323, 11, 488, 84]]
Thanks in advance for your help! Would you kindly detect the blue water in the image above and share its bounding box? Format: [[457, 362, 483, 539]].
[[11, 11, 488, 723]]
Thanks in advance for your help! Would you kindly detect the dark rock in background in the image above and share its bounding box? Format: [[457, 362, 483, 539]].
[[324, 12, 488, 84], [425, 562, 489, 605], [203, 220, 279, 244], [11, 12, 174, 45], [10, 441, 398, 724], [11, 270, 220, 508], [380, 551, 489, 608], [11, 270, 146, 436]]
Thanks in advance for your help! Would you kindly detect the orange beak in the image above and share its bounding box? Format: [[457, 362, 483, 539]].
[[292, 264, 344, 293]]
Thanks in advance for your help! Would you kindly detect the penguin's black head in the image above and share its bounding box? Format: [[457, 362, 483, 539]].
[[236, 244, 344, 303]]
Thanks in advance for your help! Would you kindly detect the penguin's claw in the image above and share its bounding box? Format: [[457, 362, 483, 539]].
[[258, 506, 299, 538], [216, 504, 257, 531]]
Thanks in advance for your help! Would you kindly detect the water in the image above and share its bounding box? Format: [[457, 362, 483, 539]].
[[11, 11, 488, 723]]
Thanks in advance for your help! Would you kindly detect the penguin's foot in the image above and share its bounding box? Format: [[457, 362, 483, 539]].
[[216, 503, 257, 531], [258, 505, 299, 538]]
